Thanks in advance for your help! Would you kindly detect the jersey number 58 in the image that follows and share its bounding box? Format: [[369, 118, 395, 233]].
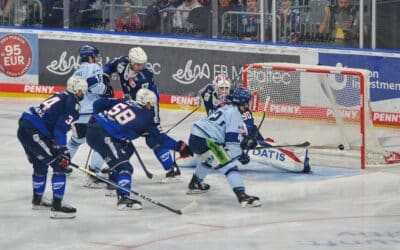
[[107, 103, 136, 125]]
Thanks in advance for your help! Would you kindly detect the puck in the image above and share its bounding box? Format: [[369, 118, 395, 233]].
[[338, 144, 345, 150]]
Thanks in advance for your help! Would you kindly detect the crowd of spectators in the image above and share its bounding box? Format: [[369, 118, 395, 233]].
[[0, 0, 364, 47]]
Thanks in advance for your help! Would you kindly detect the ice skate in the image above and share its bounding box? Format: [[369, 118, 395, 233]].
[[32, 193, 52, 210], [187, 174, 210, 195], [117, 195, 142, 210], [162, 164, 182, 183], [234, 188, 261, 208], [84, 166, 107, 189], [50, 198, 76, 219]]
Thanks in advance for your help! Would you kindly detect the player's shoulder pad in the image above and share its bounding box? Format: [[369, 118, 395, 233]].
[[114, 56, 129, 74], [62, 91, 81, 112], [205, 83, 214, 91], [142, 67, 153, 74], [141, 67, 154, 78]]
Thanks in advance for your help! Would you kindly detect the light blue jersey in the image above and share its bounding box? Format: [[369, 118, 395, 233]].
[[191, 104, 245, 158], [73, 62, 106, 123]]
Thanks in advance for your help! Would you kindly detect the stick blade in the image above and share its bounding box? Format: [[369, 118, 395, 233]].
[[179, 200, 198, 215]]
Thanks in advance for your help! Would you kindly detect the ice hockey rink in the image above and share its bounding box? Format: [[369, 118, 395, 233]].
[[1, 97, 400, 250]]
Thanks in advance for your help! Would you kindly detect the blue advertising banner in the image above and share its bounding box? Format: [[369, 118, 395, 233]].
[[319, 53, 400, 102]]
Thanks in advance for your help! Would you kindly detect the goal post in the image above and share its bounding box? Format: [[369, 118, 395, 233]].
[[242, 62, 399, 169]]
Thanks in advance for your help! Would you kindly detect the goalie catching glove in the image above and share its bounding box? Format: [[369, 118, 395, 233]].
[[177, 141, 193, 158]]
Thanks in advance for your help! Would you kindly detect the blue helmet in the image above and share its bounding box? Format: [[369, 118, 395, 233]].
[[227, 87, 251, 105], [79, 45, 99, 62]]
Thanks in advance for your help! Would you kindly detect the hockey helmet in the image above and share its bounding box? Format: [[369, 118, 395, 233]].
[[227, 87, 251, 105], [128, 47, 148, 65], [79, 45, 100, 63], [136, 88, 157, 107], [67, 76, 88, 95]]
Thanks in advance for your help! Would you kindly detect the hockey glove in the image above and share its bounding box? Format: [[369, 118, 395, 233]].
[[238, 153, 250, 165], [177, 141, 193, 158], [121, 140, 135, 156], [54, 146, 70, 168], [240, 137, 257, 150], [102, 74, 110, 85], [103, 84, 114, 98]]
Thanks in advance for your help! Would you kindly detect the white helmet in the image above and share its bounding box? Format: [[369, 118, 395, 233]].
[[136, 88, 157, 107], [67, 76, 88, 94], [128, 47, 147, 65], [213, 74, 231, 97]]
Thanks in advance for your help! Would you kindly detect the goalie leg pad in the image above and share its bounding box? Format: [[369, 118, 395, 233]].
[[251, 138, 311, 173]]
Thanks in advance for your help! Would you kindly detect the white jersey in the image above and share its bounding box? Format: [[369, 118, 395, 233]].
[[73, 62, 106, 123], [191, 104, 245, 158]]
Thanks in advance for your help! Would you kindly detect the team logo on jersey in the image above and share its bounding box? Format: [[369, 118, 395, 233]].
[[129, 78, 136, 88], [0, 34, 33, 77]]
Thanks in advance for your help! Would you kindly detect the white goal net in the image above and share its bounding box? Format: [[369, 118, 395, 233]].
[[242, 62, 400, 169]]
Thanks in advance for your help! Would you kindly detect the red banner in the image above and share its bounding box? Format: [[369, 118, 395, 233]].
[[1, 82, 399, 127]]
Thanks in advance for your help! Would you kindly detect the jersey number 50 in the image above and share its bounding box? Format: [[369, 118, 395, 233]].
[[107, 103, 136, 125]]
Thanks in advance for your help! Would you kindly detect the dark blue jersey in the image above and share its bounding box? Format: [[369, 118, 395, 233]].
[[200, 84, 262, 141], [103, 56, 159, 100], [92, 98, 177, 149], [21, 91, 80, 145], [199, 83, 226, 116]]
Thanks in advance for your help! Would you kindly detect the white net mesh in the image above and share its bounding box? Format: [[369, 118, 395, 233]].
[[243, 63, 396, 169]]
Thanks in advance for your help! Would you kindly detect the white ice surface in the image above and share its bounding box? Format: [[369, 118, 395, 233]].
[[1, 98, 400, 250]]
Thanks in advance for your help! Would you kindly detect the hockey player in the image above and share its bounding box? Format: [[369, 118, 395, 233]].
[[17, 76, 88, 218], [192, 75, 310, 173], [198, 74, 231, 116], [187, 87, 261, 208], [103, 47, 181, 182], [67, 45, 114, 188], [86, 89, 193, 210]]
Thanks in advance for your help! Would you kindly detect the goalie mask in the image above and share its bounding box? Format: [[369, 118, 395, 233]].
[[213, 74, 231, 98], [136, 88, 157, 107]]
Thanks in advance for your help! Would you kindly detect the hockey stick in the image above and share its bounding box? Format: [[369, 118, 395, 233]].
[[244, 96, 269, 156], [136, 106, 199, 180], [254, 141, 310, 150], [69, 162, 197, 215], [165, 106, 200, 134], [133, 147, 167, 181], [84, 148, 93, 170]]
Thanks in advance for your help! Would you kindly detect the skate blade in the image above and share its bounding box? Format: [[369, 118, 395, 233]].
[[240, 200, 262, 208], [32, 204, 52, 210], [49, 211, 76, 219], [83, 183, 107, 189], [186, 189, 208, 195], [117, 204, 143, 210]]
